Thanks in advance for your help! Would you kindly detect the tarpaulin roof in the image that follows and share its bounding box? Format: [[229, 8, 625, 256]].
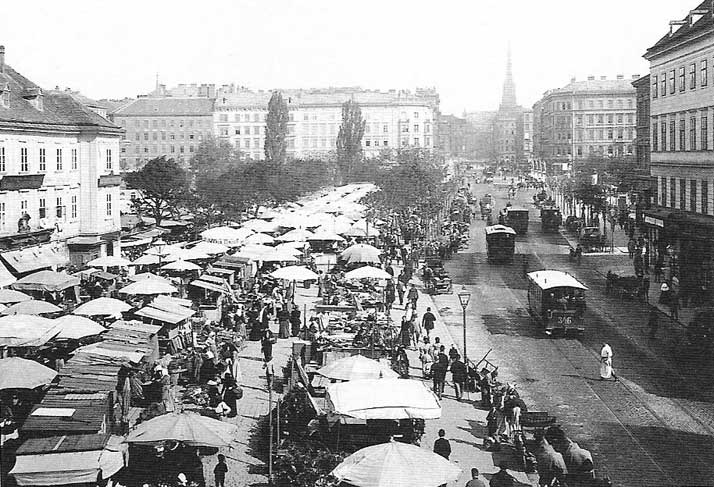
[[12, 270, 80, 293], [0, 315, 60, 347], [3, 245, 69, 274]]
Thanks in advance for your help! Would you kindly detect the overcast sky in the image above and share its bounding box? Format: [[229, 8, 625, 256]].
[[0, 0, 692, 114]]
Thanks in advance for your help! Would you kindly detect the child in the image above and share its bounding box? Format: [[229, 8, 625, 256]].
[[214, 454, 228, 487]]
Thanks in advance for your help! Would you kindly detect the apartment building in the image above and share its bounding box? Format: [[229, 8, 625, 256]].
[[642, 1, 714, 294], [0, 46, 123, 271]]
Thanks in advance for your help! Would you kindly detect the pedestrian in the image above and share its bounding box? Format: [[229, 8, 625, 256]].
[[260, 328, 275, 362], [465, 468, 487, 487], [627, 237, 636, 259], [407, 283, 419, 310], [490, 462, 518, 487], [400, 316, 411, 348], [214, 454, 228, 487], [433, 428, 451, 459], [669, 288, 679, 321], [422, 307, 436, 339], [599, 343, 615, 380], [264, 357, 275, 389], [419, 337, 433, 378], [575, 244, 582, 265], [432, 346, 449, 398], [396, 279, 406, 307], [385, 280, 395, 312], [277, 305, 290, 339], [290, 305, 302, 337], [648, 309, 658, 337], [448, 344, 459, 363], [450, 354, 467, 400], [640, 275, 650, 303]]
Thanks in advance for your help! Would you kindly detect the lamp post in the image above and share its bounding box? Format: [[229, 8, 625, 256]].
[[153, 238, 166, 265], [457, 286, 471, 365]]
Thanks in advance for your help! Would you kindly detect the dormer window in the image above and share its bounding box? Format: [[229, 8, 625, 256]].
[[22, 87, 43, 111], [0, 83, 9, 108]]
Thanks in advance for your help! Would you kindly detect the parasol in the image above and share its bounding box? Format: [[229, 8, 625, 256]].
[[0, 315, 60, 347], [243, 233, 275, 245], [2, 300, 62, 315], [190, 241, 229, 255], [0, 289, 32, 304], [276, 228, 315, 242], [317, 355, 398, 381], [161, 260, 202, 272], [129, 273, 173, 284], [270, 266, 319, 281], [308, 230, 345, 242], [54, 315, 106, 339], [132, 254, 162, 266], [73, 297, 132, 316], [332, 440, 461, 487], [344, 266, 392, 280], [340, 244, 381, 265], [87, 255, 134, 268], [124, 411, 239, 447], [119, 280, 178, 296], [241, 219, 279, 233], [0, 357, 58, 390]]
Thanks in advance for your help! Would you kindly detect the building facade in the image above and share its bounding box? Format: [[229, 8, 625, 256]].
[[110, 98, 215, 170], [532, 76, 638, 173], [522, 110, 534, 163], [643, 1, 714, 297], [0, 46, 123, 271], [213, 87, 440, 161]]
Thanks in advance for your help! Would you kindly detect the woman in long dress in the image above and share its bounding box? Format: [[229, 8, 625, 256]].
[[600, 343, 613, 380]]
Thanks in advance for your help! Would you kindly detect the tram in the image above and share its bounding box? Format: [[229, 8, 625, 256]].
[[485, 225, 516, 263], [526, 270, 587, 335]]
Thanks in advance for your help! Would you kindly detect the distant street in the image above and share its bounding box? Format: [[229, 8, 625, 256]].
[[432, 178, 714, 486]]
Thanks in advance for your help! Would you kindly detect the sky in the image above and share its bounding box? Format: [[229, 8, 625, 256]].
[[0, 0, 692, 114]]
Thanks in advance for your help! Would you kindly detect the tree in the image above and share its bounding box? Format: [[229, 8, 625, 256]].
[[191, 137, 241, 179], [124, 156, 190, 225], [336, 99, 366, 179], [264, 91, 289, 165]]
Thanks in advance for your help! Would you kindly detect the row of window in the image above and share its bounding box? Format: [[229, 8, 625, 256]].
[[133, 145, 195, 154], [651, 115, 710, 152], [131, 132, 207, 142], [0, 146, 111, 172], [575, 113, 634, 126], [652, 59, 709, 99], [550, 98, 635, 111], [551, 145, 633, 157], [659, 176, 710, 215], [121, 118, 210, 129], [0, 195, 80, 231]]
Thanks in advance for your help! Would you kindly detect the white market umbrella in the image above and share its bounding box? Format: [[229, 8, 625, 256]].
[[0, 289, 32, 304], [344, 266, 392, 280], [317, 355, 398, 381], [274, 242, 305, 255], [54, 315, 106, 340], [120, 280, 178, 296], [276, 228, 315, 242], [332, 440, 461, 487], [161, 260, 202, 272], [87, 255, 134, 268], [241, 219, 278, 233], [244, 233, 275, 245], [308, 230, 345, 242], [270, 266, 319, 281], [125, 411, 239, 447], [340, 244, 381, 265], [191, 241, 229, 255], [73, 297, 132, 317], [165, 248, 210, 261], [2, 300, 62, 316], [0, 357, 58, 390], [129, 273, 173, 285], [132, 254, 162, 266], [343, 226, 369, 238], [0, 315, 60, 348]]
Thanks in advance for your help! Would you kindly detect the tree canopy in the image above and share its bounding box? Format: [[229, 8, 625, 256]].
[[264, 91, 289, 165], [336, 99, 366, 179], [124, 156, 190, 224]]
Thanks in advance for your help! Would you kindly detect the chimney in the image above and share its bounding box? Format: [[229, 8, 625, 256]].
[[0, 46, 4, 74], [587, 75, 595, 81], [616, 74, 624, 80], [600, 76, 607, 80]]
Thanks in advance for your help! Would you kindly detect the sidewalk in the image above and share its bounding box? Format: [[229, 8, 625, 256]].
[[389, 271, 537, 487]]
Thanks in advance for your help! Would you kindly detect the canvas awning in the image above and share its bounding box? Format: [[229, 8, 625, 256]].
[[12, 270, 80, 293], [190, 279, 230, 294], [135, 306, 187, 325], [3, 244, 69, 274], [0, 259, 16, 287], [11, 448, 125, 485]]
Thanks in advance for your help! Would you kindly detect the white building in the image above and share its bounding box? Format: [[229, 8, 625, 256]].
[[0, 46, 123, 273], [213, 87, 440, 160]]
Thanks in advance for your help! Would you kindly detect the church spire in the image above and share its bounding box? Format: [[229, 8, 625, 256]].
[[500, 45, 517, 110]]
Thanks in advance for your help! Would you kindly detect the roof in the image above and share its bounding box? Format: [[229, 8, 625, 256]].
[[17, 433, 109, 455], [485, 225, 516, 235], [112, 97, 215, 117], [22, 392, 110, 435], [645, 1, 714, 58], [0, 65, 121, 132], [542, 78, 637, 97], [527, 270, 588, 291]]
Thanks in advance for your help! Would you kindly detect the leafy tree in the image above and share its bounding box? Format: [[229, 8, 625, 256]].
[[336, 99, 366, 180], [191, 138, 241, 178], [264, 91, 289, 165], [124, 156, 190, 225]]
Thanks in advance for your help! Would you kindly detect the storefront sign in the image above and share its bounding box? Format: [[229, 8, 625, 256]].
[[644, 216, 664, 228]]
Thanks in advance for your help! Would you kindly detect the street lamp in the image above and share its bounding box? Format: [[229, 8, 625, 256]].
[[457, 286, 471, 365]]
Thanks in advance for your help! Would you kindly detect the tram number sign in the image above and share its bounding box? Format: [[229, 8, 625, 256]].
[[557, 315, 573, 326]]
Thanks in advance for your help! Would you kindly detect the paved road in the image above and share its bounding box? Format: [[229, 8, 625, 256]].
[[432, 180, 714, 486]]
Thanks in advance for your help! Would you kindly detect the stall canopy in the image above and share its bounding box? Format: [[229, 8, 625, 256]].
[[0, 289, 31, 304], [12, 271, 80, 293], [190, 278, 231, 295], [340, 244, 382, 265], [73, 297, 132, 317], [0, 315, 60, 347], [344, 266, 392, 280], [2, 245, 69, 274], [0, 357, 57, 390], [87, 256, 133, 268], [270, 266, 319, 281], [317, 355, 398, 381], [124, 411, 239, 447], [0, 259, 17, 287], [190, 241, 229, 255], [326, 379, 441, 420], [2, 299, 62, 316], [54, 315, 106, 340], [331, 440, 461, 487], [119, 280, 178, 295]]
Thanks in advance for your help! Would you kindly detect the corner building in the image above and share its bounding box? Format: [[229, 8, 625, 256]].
[[643, 1, 714, 296]]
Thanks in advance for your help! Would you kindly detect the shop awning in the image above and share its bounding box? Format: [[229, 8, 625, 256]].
[[190, 279, 230, 294], [11, 449, 124, 485], [642, 208, 671, 228], [135, 306, 187, 325], [3, 244, 69, 274]]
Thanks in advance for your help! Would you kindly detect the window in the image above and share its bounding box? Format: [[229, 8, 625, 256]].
[[0, 146, 4, 171], [690, 63, 697, 89], [219, 114, 228, 122], [383, 124, 389, 133], [702, 180, 708, 214], [702, 115, 708, 150], [661, 73, 667, 96], [383, 140, 388, 146], [670, 178, 676, 207], [20, 147, 28, 171], [690, 117, 697, 150], [597, 115, 603, 125], [680, 179, 686, 209], [661, 177, 667, 206], [669, 120, 676, 151], [56, 148, 63, 170], [413, 124, 419, 133], [56, 197, 63, 218], [607, 129, 613, 140], [652, 75, 658, 98], [679, 67, 686, 92], [39, 198, 46, 219], [106, 194, 112, 216], [106, 149, 112, 171], [143, 133, 149, 141], [691, 180, 697, 211], [702, 60, 708, 87], [414, 112, 419, 118], [662, 121, 667, 152], [669, 70, 676, 94], [587, 115, 593, 125], [679, 118, 686, 150], [652, 122, 658, 151], [607, 114, 613, 124], [617, 128, 623, 139], [617, 114, 623, 124], [413, 138, 420, 146], [39, 148, 46, 171], [0, 202, 5, 230], [71, 195, 77, 219]]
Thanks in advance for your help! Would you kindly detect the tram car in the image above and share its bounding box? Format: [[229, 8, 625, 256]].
[[540, 206, 562, 233], [485, 225, 516, 263], [505, 208, 530, 235], [526, 270, 588, 335]]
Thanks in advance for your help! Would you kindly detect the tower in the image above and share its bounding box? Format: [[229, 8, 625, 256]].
[[494, 45, 523, 171], [500, 45, 518, 110]]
